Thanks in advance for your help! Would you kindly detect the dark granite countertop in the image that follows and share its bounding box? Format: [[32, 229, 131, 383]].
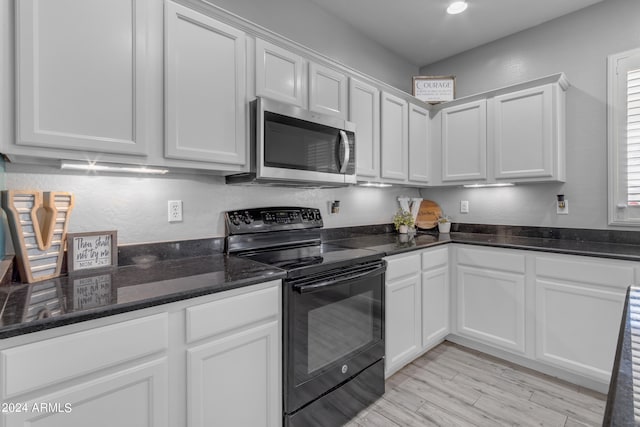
[[329, 230, 640, 261], [0, 253, 285, 339], [5, 223, 640, 341], [603, 286, 638, 426]]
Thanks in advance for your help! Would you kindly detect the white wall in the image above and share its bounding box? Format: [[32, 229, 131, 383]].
[[419, 0, 640, 230], [200, 0, 419, 92], [4, 164, 419, 246]]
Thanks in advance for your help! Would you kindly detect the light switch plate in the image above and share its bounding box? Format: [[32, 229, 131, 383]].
[[460, 200, 469, 213]]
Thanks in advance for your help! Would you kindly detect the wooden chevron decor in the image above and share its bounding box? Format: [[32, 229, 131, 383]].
[[1, 190, 75, 283]]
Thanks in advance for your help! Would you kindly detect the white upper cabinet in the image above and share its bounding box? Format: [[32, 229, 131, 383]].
[[435, 73, 567, 185], [309, 63, 348, 119], [349, 78, 380, 179], [165, 1, 246, 166], [380, 91, 408, 182], [491, 83, 565, 181], [408, 102, 430, 184], [255, 38, 306, 107], [15, 0, 154, 156], [441, 100, 487, 182]]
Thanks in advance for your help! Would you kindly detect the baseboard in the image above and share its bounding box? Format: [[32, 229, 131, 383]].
[[445, 334, 609, 394]]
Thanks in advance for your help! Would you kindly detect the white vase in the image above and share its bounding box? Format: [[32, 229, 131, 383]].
[[398, 224, 408, 234], [438, 222, 451, 233]]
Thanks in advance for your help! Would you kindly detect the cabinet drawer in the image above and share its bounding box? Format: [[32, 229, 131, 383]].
[[422, 247, 448, 270], [186, 282, 279, 343], [1, 313, 168, 398], [456, 246, 525, 273], [385, 253, 420, 281], [536, 255, 633, 289]]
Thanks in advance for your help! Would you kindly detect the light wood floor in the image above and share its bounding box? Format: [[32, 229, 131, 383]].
[[345, 341, 607, 427]]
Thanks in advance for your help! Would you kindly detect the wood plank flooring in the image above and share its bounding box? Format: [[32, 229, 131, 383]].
[[345, 342, 606, 426]]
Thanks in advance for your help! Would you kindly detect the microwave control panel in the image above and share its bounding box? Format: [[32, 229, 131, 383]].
[[225, 207, 323, 234]]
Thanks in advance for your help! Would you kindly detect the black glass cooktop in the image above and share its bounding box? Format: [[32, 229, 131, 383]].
[[240, 243, 380, 278]]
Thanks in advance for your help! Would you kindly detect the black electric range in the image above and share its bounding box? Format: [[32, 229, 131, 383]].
[[224, 207, 386, 427]]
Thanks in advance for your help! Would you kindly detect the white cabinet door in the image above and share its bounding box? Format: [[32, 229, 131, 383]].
[[421, 247, 449, 350], [309, 63, 347, 119], [4, 359, 169, 427], [349, 78, 380, 179], [457, 265, 526, 354], [255, 38, 306, 107], [380, 91, 408, 182], [455, 246, 527, 355], [187, 321, 280, 427], [165, 1, 246, 165], [535, 255, 630, 382], [408, 102, 430, 184], [492, 84, 554, 180], [441, 100, 487, 182], [385, 252, 421, 377], [385, 273, 421, 377], [15, 0, 153, 155]]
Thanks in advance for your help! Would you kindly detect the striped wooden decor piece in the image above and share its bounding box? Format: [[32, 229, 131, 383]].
[[1, 190, 74, 283]]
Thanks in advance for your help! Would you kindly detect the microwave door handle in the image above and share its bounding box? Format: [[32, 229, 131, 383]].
[[339, 130, 350, 174]]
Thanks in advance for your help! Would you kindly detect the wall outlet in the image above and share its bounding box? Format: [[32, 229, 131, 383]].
[[557, 200, 569, 215], [460, 200, 469, 214], [168, 200, 183, 222]]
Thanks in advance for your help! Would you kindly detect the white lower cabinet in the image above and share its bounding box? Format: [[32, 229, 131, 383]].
[[0, 280, 282, 427], [3, 358, 169, 427], [534, 255, 630, 382], [455, 246, 526, 355], [384, 252, 421, 377], [186, 283, 281, 427], [384, 246, 450, 377], [421, 247, 449, 349]]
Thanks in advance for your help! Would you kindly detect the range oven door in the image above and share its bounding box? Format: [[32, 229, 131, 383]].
[[283, 261, 385, 414]]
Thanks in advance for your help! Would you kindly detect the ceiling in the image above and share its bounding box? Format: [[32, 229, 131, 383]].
[[308, 0, 605, 67]]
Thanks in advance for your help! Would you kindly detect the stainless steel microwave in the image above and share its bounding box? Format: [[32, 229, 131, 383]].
[[226, 97, 356, 187]]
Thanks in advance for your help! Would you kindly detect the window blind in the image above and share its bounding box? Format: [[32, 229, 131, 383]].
[[627, 68, 640, 205]]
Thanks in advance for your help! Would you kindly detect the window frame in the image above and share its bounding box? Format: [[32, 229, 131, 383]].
[[608, 47, 640, 226]]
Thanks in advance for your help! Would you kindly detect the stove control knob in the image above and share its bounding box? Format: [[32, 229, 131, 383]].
[[314, 211, 321, 221], [243, 212, 253, 224], [230, 214, 241, 226]]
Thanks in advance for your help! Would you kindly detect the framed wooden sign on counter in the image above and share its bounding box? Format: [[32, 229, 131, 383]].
[[66, 230, 117, 273], [412, 75, 455, 103]]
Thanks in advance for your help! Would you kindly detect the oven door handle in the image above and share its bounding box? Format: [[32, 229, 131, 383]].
[[293, 264, 385, 294]]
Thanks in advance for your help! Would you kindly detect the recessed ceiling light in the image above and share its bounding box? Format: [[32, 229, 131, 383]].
[[447, 1, 468, 14]]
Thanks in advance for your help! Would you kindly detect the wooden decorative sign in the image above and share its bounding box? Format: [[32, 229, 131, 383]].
[[66, 231, 117, 273], [1, 190, 74, 283], [413, 75, 456, 103]]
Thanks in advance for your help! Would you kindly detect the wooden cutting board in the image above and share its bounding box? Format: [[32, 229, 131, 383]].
[[415, 200, 442, 230]]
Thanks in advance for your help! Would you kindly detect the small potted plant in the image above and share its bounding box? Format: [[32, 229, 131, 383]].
[[393, 209, 415, 234], [438, 215, 452, 233]]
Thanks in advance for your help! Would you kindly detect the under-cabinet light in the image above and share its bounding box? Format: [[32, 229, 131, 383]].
[[463, 183, 515, 188], [359, 182, 393, 188], [447, 1, 468, 15], [61, 161, 169, 175]]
